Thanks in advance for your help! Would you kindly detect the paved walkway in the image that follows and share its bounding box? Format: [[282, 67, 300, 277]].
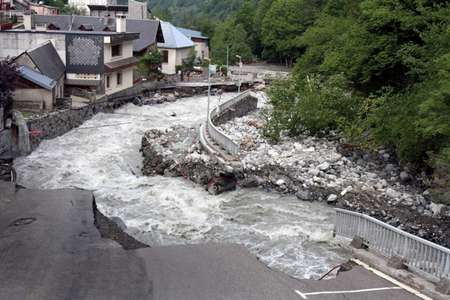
[[0, 183, 425, 300]]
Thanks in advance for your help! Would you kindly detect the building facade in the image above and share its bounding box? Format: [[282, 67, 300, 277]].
[[13, 40, 65, 111], [176, 27, 209, 61], [0, 14, 139, 97], [157, 21, 195, 75]]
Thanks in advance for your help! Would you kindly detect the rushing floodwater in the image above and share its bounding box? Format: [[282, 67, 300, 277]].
[[14, 93, 348, 279]]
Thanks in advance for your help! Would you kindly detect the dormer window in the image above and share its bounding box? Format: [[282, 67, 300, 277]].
[[78, 24, 93, 31], [47, 23, 59, 30]]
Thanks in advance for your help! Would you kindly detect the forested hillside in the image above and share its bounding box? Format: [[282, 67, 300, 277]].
[[152, 0, 450, 203], [150, 0, 245, 20]]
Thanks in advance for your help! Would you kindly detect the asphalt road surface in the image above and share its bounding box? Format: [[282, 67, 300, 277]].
[[0, 183, 424, 300]]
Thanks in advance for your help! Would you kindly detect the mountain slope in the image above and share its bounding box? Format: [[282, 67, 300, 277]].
[[150, 0, 251, 25]]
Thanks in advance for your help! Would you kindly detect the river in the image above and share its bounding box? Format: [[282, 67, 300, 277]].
[[14, 93, 348, 279]]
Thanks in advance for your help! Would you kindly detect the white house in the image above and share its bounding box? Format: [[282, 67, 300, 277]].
[[176, 27, 209, 61], [70, 0, 149, 18], [157, 21, 195, 75]]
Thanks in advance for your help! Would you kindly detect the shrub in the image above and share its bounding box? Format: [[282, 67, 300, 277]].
[[264, 74, 363, 139]]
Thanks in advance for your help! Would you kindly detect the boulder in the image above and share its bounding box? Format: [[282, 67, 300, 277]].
[[429, 202, 446, 217], [399, 171, 411, 183], [318, 162, 330, 171], [350, 236, 367, 249], [387, 255, 407, 270], [327, 194, 338, 204], [295, 190, 311, 201]]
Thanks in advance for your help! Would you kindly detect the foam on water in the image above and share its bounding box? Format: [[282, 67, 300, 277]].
[[14, 93, 348, 279]]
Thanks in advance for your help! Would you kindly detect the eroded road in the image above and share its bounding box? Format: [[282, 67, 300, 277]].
[[0, 182, 422, 300]]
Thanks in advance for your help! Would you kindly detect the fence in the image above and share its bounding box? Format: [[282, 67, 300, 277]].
[[206, 91, 255, 156], [335, 208, 450, 281]]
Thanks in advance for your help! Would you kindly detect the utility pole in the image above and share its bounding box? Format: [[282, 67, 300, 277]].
[[226, 45, 229, 78], [236, 55, 242, 93], [205, 58, 211, 124]]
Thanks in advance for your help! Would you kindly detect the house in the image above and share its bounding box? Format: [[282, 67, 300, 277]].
[[15, 65, 58, 112], [0, 13, 140, 96], [29, 3, 59, 15], [88, 0, 149, 19], [70, 0, 150, 17], [176, 27, 209, 61], [157, 21, 195, 75], [13, 40, 65, 111], [29, 14, 163, 55], [7, 0, 59, 15]]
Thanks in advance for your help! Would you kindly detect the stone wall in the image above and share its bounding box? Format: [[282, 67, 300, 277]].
[[26, 100, 116, 150], [3, 81, 255, 154]]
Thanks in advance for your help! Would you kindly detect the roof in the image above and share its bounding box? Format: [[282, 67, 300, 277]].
[[33, 15, 115, 32], [26, 41, 65, 80], [17, 65, 56, 90], [176, 27, 208, 40], [87, 5, 129, 12], [158, 21, 194, 49], [31, 15, 163, 52], [127, 19, 164, 52]]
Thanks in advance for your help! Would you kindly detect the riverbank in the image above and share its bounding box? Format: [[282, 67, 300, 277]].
[[140, 106, 450, 248]]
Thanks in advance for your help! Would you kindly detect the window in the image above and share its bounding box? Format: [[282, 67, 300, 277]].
[[106, 75, 110, 88], [161, 50, 169, 63], [116, 72, 122, 86], [111, 44, 122, 57]]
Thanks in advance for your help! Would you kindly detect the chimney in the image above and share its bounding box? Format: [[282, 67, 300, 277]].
[[115, 14, 126, 33], [23, 11, 32, 30]]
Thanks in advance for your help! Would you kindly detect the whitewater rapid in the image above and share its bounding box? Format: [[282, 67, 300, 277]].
[[14, 93, 348, 279]]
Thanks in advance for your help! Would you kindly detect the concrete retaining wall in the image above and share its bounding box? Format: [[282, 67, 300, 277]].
[[213, 95, 258, 125]]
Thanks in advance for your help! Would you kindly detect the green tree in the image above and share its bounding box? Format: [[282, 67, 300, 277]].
[[211, 20, 253, 65], [138, 49, 163, 80], [261, 0, 322, 64]]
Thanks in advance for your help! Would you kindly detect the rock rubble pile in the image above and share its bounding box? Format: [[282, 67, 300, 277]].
[[219, 111, 450, 247], [140, 105, 450, 247]]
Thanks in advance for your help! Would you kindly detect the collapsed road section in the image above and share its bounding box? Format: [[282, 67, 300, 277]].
[[0, 182, 425, 300]]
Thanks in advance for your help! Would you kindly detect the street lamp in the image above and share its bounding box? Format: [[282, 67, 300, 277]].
[[205, 58, 212, 124], [236, 55, 242, 93]]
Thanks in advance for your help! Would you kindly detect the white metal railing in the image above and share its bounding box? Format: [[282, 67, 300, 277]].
[[206, 91, 253, 156], [335, 208, 450, 281]]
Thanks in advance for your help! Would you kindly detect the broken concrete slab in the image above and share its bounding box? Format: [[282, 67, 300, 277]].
[[0, 188, 152, 300]]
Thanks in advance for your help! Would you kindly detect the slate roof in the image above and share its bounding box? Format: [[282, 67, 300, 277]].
[[127, 19, 164, 52], [176, 27, 208, 40], [32, 15, 163, 52], [17, 65, 56, 90], [87, 4, 129, 12], [26, 41, 65, 81], [158, 21, 194, 49]]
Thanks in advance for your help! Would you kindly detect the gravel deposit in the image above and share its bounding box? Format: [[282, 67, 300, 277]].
[[219, 110, 450, 247]]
